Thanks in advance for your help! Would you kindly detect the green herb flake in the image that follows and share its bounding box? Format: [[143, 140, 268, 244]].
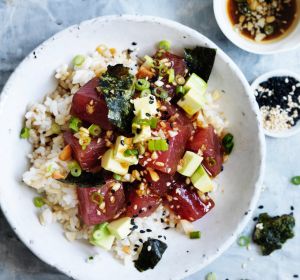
[[33, 197, 45, 208], [20, 127, 30, 139], [237, 235, 250, 247], [206, 272, 217, 280], [189, 231, 201, 239]]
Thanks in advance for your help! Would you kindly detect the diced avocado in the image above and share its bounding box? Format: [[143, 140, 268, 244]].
[[89, 223, 115, 250], [184, 73, 208, 93], [114, 136, 138, 165], [107, 217, 132, 240], [177, 151, 203, 177], [191, 165, 213, 193], [101, 148, 129, 175], [133, 95, 157, 118], [177, 87, 206, 116], [133, 125, 152, 143]]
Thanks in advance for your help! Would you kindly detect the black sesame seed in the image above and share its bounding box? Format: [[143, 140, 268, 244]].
[[160, 218, 165, 223], [163, 236, 167, 240], [146, 229, 152, 232], [139, 238, 143, 243], [253, 217, 258, 221], [258, 205, 264, 209], [134, 244, 139, 248], [133, 248, 138, 252], [140, 230, 145, 233], [158, 235, 162, 238], [120, 140, 125, 145], [291, 206, 294, 211], [186, 250, 189, 253], [293, 275, 299, 278], [164, 226, 170, 230], [130, 219, 135, 225], [146, 113, 151, 117], [149, 101, 154, 104], [132, 42, 137, 45]]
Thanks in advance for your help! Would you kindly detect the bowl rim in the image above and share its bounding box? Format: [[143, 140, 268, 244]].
[[213, 0, 300, 55], [0, 14, 266, 280], [250, 69, 300, 138]]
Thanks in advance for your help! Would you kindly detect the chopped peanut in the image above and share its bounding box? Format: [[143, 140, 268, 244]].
[[59, 145, 72, 161], [122, 246, 131, 254], [52, 171, 65, 180], [136, 65, 155, 79]]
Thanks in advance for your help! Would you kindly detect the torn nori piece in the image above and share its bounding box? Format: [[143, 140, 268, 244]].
[[134, 238, 167, 272], [99, 64, 135, 133], [58, 171, 105, 187], [252, 213, 295, 255], [184, 46, 216, 82]]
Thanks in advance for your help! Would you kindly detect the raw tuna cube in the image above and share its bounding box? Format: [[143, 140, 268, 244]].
[[77, 180, 126, 225], [64, 131, 107, 172], [186, 125, 223, 177], [125, 187, 161, 218], [164, 178, 215, 222], [70, 77, 113, 130]]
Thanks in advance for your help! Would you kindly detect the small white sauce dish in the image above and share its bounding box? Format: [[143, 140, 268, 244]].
[[251, 69, 300, 138], [213, 0, 300, 55]]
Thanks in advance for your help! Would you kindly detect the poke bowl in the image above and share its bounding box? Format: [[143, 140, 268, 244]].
[[0, 15, 265, 280]]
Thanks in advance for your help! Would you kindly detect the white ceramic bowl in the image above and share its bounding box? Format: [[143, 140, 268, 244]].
[[251, 69, 300, 138], [213, 0, 300, 54], [0, 15, 265, 280]]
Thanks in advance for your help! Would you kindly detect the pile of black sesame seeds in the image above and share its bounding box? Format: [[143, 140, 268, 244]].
[[254, 76, 300, 131]]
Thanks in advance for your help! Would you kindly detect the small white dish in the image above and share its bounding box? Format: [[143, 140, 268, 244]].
[[0, 15, 265, 280], [213, 0, 300, 55], [251, 69, 300, 138]]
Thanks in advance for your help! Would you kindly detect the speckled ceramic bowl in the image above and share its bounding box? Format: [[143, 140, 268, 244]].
[[0, 15, 265, 280], [251, 69, 300, 138]]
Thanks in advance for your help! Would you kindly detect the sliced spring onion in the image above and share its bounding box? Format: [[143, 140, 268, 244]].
[[176, 85, 186, 95], [140, 89, 151, 97], [124, 149, 139, 157], [68, 161, 82, 177], [73, 55, 85, 66], [168, 69, 175, 83], [153, 87, 169, 100], [291, 176, 300, 185], [51, 123, 61, 135], [20, 127, 30, 139], [264, 24, 274, 35], [79, 136, 91, 150], [189, 231, 201, 239], [88, 124, 101, 136], [158, 40, 171, 51], [113, 174, 122, 181], [206, 272, 217, 280], [133, 118, 158, 129], [92, 223, 109, 240], [144, 55, 154, 67], [69, 117, 82, 132], [33, 197, 45, 208], [148, 139, 169, 152], [90, 192, 104, 206], [222, 133, 234, 155], [237, 236, 250, 247], [135, 79, 150, 91]]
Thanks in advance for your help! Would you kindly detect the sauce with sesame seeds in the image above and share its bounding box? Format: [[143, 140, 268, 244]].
[[227, 0, 298, 42]]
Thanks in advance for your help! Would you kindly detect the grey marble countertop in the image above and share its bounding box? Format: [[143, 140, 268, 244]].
[[1, 0, 300, 279]]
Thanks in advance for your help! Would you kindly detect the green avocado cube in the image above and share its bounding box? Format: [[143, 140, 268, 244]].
[[107, 217, 132, 240], [177, 151, 203, 177], [191, 165, 213, 193], [114, 136, 138, 165], [184, 73, 208, 93], [133, 95, 157, 118], [177, 87, 206, 116], [101, 148, 129, 175]]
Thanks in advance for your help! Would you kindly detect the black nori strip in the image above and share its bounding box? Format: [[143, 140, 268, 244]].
[[58, 171, 105, 187], [184, 46, 216, 82], [134, 238, 167, 272]]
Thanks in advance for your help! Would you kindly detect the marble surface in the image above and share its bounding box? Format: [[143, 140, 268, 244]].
[[0, 0, 300, 279]]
